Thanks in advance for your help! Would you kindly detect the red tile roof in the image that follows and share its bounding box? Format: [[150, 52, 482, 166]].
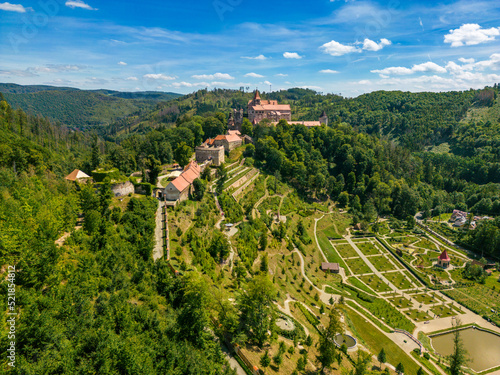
[[439, 250, 450, 261], [250, 104, 291, 111], [181, 168, 198, 184], [170, 175, 190, 192], [65, 169, 90, 181], [213, 134, 242, 143], [168, 161, 200, 192], [225, 133, 242, 143]]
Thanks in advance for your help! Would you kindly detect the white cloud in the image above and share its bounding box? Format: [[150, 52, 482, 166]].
[[30, 64, 85, 73], [362, 38, 391, 52], [283, 52, 303, 59], [458, 57, 475, 64], [0, 69, 36, 77], [319, 69, 339, 74], [371, 66, 413, 76], [320, 40, 359, 56], [412, 62, 447, 73], [474, 53, 500, 71], [0, 2, 31, 12], [275, 73, 288, 77], [191, 73, 234, 80], [263, 80, 272, 86], [241, 55, 268, 60], [171, 81, 209, 88], [118, 61, 127, 66], [143, 73, 176, 81], [444, 24, 500, 47], [65, 0, 97, 10], [372, 62, 447, 76], [245, 72, 264, 78], [126, 77, 138, 81]]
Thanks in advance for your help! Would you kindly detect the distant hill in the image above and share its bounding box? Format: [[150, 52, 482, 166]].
[[0, 83, 182, 130], [106, 86, 500, 162]]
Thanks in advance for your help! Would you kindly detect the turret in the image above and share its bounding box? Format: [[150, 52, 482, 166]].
[[319, 110, 328, 126], [253, 90, 261, 105]]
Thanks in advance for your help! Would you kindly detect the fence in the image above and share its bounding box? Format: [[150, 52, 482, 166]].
[[393, 328, 423, 352]]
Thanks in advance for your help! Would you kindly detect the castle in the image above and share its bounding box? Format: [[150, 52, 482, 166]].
[[229, 90, 328, 129]]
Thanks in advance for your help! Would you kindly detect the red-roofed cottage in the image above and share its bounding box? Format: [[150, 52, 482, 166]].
[[164, 161, 201, 202]]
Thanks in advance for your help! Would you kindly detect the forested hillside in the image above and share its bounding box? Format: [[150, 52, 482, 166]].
[[0, 83, 181, 131], [106, 86, 500, 156], [0, 93, 236, 374]]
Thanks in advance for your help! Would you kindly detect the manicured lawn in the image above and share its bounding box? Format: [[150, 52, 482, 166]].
[[405, 309, 432, 322], [359, 275, 392, 293], [410, 292, 444, 305], [334, 243, 359, 258], [347, 276, 376, 294], [353, 240, 381, 256], [348, 257, 372, 275], [387, 296, 413, 309], [430, 303, 458, 317], [371, 255, 400, 272], [384, 271, 415, 290], [343, 306, 421, 375]]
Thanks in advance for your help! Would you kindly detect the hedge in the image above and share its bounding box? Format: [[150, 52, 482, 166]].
[[92, 168, 120, 182], [275, 314, 306, 340]]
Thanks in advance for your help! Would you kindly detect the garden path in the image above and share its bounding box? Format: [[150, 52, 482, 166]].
[[153, 200, 165, 261]]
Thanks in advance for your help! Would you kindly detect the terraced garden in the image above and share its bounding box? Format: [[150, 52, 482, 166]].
[[405, 308, 432, 322], [371, 255, 400, 272], [348, 257, 372, 275], [358, 275, 392, 293], [334, 243, 359, 258], [384, 271, 415, 290], [353, 240, 381, 256], [387, 296, 414, 309], [410, 292, 445, 304], [357, 298, 416, 332], [430, 303, 461, 317]]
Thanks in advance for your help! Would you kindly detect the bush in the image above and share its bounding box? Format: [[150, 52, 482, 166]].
[[423, 352, 430, 360], [92, 168, 120, 182]]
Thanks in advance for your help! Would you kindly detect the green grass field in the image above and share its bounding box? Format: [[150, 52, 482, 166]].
[[348, 257, 372, 275], [405, 309, 432, 322], [344, 307, 419, 374], [335, 243, 359, 258], [359, 275, 392, 293], [353, 240, 381, 256], [410, 292, 445, 305], [387, 296, 413, 309], [430, 303, 459, 317], [371, 255, 400, 272], [384, 271, 415, 290]]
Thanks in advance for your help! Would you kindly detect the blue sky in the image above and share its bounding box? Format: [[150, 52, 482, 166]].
[[0, 0, 499, 96]]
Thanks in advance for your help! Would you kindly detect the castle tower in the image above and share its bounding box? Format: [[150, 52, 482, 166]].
[[319, 110, 328, 126], [253, 90, 261, 106]]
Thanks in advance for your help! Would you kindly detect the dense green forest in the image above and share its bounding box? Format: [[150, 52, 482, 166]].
[[105, 86, 500, 159], [0, 95, 236, 374], [0, 83, 181, 131]]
